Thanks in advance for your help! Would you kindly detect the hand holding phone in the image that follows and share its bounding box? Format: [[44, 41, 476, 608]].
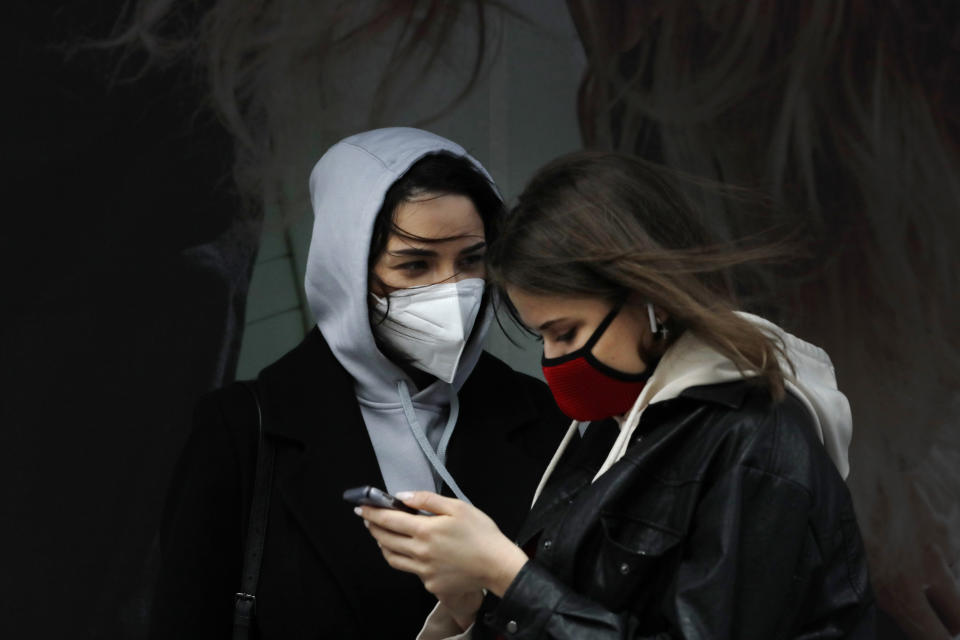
[[342, 485, 430, 515]]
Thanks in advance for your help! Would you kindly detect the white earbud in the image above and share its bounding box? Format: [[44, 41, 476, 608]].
[[647, 303, 658, 334]]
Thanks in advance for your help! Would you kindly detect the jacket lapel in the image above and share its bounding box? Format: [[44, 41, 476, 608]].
[[255, 329, 428, 625], [512, 418, 620, 546]]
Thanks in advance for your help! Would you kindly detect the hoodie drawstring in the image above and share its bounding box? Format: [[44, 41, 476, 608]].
[[397, 380, 471, 504]]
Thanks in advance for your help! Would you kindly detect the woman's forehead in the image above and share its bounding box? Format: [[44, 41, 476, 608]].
[[389, 193, 483, 242], [507, 288, 604, 328]]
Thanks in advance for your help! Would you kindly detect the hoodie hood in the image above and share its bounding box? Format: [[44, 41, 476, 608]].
[[532, 313, 853, 504], [305, 127, 495, 403], [304, 128, 497, 498]]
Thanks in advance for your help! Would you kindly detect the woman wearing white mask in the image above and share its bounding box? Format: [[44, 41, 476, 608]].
[[150, 128, 567, 639]]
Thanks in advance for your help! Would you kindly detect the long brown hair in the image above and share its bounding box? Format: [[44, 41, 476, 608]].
[[488, 151, 791, 400], [567, 1, 960, 585]]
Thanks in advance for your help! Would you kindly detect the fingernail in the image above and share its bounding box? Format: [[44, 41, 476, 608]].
[[363, 520, 370, 528], [353, 507, 363, 516], [396, 491, 414, 500]]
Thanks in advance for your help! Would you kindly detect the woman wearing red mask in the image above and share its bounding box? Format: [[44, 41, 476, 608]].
[[358, 151, 876, 639]]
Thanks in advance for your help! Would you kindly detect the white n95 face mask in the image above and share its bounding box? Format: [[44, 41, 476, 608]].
[[371, 278, 485, 384]]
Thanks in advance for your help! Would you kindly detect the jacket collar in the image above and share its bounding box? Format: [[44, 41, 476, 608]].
[[255, 328, 351, 445], [678, 380, 751, 409]]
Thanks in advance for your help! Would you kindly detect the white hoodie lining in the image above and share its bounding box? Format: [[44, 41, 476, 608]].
[[531, 314, 852, 507]]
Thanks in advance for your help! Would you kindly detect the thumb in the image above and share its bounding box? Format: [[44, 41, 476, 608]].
[[395, 491, 462, 515]]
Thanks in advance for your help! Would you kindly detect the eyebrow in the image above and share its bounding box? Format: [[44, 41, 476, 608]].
[[459, 241, 487, 255], [388, 247, 436, 257], [387, 241, 486, 258]]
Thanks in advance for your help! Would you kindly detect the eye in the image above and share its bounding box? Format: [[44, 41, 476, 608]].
[[457, 254, 485, 270], [395, 261, 428, 272], [555, 328, 577, 344]]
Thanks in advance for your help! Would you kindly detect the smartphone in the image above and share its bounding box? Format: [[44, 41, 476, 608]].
[[342, 485, 424, 515]]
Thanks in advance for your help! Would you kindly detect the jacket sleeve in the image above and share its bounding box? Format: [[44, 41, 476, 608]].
[[148, 393, 246, 640], [481, 464, 869, 639]]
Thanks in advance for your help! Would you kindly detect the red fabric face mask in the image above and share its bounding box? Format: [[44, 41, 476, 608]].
[[541, 303, 653, 421]]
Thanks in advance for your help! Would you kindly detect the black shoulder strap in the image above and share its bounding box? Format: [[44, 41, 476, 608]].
[[233, 381, 276, 640]]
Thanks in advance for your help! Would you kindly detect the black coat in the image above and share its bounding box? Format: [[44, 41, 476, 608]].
[[149, 328, 566, 639], [474, 381, 876, 639]]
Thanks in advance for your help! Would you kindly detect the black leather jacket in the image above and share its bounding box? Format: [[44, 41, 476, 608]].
[[474, 380, 876, 639]]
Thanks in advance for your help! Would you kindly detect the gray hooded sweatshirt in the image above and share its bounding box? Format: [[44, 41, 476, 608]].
[[305, 127, 495, 499]]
